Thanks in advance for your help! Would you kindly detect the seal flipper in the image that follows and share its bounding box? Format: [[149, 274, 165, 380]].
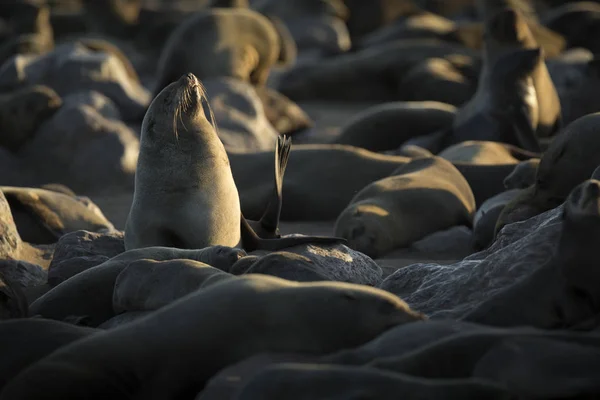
[[240, 216, 346, 252], [511, 102, 542, 153], [249, 135, 291, 239]]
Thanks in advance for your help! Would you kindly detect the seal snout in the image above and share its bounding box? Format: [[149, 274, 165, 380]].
[[180, 72, 200, 89], [569, 180, 600, 217]]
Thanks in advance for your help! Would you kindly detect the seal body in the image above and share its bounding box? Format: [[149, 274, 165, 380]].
[[126, 73, 343, 251], [126, 73, 242, 250], [1, 275, 424, 399], [154, 8, 282, 95], [334, 156, 475, 258]]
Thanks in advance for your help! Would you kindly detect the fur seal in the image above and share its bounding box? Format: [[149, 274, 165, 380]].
[[503, 158, 539, 189], [80, 0, 141, 38], [277, 39, 479, 102], [1, 186, 114, 245], [113, 259, 234, 314], [29, 245, 244, 326], [126, 73, 343, 251], [333, 101, 457, 152], [154, 8, 294, 96], [234, 363, 513, 400], [254, 86, 313, 136], [398, 55, 478, 106], [542, 2, 600, 53], [230, 144, 410, 221], [344, 0, 419, 41], [0, 84, 62, 152], [465, 179, 600, 328], [450, 47, 544, 153], [482, 7, 562, 138], [496, 112, 600, 232], [476, 0, 567, 58], [472, 189, 522, 250], [438, 140, 539, 165], [0, 318, 97, 392], [2, 275, 424, 399], [251, 0, 350, 59], [334, 156, 476, 258]]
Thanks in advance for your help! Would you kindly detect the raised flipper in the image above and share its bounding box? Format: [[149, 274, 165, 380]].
[[248, 135, 291, 239], [242, 135, 347, 251], [240, 216, 346, 252]]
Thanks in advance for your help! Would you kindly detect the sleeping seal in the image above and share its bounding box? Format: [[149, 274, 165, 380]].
[[1, 275, 424, 399]]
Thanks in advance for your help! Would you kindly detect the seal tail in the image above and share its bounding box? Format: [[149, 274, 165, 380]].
[[257, 135, 291, 236], [240, 217, 346, 252]]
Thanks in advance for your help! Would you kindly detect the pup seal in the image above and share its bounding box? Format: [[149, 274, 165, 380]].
[[2, 275, 424, 399], [125, 73, 343, 251]]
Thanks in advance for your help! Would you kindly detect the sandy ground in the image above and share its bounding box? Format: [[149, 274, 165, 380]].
[[90, 102, 463, 276]]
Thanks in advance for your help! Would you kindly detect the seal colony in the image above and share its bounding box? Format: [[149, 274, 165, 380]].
[[3, 0, 600, 399]]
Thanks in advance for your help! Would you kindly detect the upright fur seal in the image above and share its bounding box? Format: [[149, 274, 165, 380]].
[[450, 47, 543, 153], [483, 7, 562, 138], [1, 275, 424, 399], [125, 73, 342, 251]]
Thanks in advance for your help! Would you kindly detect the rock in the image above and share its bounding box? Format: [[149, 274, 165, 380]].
[[379, 205, 564, 318], [19, 100, 139, 193], [0, 190, 52, 270], [0, 42, 150, 120], [47, 230, 125, 286], [62, 90, 122, 120], [244, 241, 383, 286], [0, 85, 62, 152], [0, 259, 46, 290], [202, 77, 279, 151]]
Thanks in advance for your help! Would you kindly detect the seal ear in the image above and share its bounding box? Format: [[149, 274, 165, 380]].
[[266, 15, 297, 67], [592, 165, 600, 180]]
